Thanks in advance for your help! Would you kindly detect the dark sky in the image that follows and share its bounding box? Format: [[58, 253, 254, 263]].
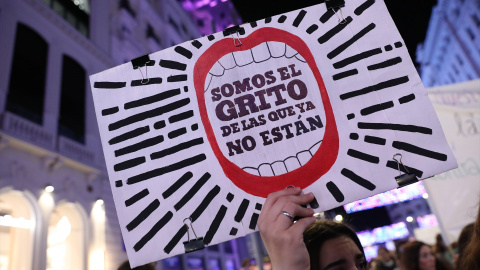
[[230, 0, 437, 67]]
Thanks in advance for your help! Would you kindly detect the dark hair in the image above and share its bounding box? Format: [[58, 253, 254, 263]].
[[117, 261, 156, 270], [400, 241, 427, 270], [303, 220, 365, 270], [434, 233, 447, 254], [457, 204, 480, 270]]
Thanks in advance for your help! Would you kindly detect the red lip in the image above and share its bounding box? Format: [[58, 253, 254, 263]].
[[194, 27, 339, 197]]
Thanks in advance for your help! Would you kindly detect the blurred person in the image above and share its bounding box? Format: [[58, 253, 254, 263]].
[[117, 261, 156, 270], [457, 203, 480, 270], [368, 258, 378, 270], [375, 247, 397, 270], [239, 258, 250, 270], [432, 234, 453, 267], [258, 187, 367, 270], [400, 241, 452, 270], [455, 223, 473, 268]]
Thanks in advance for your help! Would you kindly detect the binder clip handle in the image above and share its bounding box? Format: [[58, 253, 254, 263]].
[[183, 217, 205, 253], [393, 153, 418, 188]]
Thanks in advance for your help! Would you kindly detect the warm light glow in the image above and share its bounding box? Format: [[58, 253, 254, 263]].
[[57, 216, 72, 241], [96, 199, 104, 206], [422, 193, 429, 199], [45, 185, 55, 193], [0, 215, 34, 229], [335, 215, 343, 222], [406, 216, 414, 223], [89, 249, 105, 270]]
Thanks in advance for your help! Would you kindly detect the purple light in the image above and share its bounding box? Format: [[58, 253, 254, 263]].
[[356, 222, 409, 247]]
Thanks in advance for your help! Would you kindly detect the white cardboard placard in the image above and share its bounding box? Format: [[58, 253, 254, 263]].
[[90, 0, 457, 266]]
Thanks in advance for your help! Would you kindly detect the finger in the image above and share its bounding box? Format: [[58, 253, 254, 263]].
[[259, 188, 303, 225], [268, 192, 315, 222], [289, 216, 316, 235], [275, 202, 314, 230]]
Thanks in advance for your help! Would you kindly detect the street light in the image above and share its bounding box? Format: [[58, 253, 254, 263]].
[[45, 185, 54, 193], [406, 216, 414, 223]]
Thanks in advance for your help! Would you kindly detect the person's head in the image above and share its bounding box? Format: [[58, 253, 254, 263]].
[[241, 258, 251, 267], [433, 233, 447, 253], [400, 241, 435, 270], [377, 247, 392, 263], [303, 220, 366, 270], [457, 203, 480, 270]]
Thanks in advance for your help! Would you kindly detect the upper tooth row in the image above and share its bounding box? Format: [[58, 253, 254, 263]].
[[209, 42, 305, 76]]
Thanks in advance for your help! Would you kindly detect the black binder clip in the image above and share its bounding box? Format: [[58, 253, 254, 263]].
[[223, 25, 243, 47], [183, 217, 205, 253], [393, 153, 419, 188], [131, 54, 154, 84], [326, 0, 347, 24]]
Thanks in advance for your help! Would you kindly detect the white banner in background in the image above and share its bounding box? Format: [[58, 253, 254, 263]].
[[425, 79, 480, 245]]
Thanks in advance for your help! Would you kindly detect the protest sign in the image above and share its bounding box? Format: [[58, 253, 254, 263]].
[[90, 0, 457, 266]]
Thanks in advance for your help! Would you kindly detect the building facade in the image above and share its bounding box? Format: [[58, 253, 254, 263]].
[[0, 0, 257, 269], [416, 0, 480, 87]]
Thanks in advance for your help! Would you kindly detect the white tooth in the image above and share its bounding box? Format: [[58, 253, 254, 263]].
[[232, 49, 254, 66], [251, 42, 270, 62], [209, 61, 225, 76], [258, 164, 274, 176], [295, 54, 306, 63], [244, 167, 260, 176], [284, 157, 301, 172], [267, 41, 286, 58], [285, 44, 298, 58], [297, 151, 312, 166], [271, 161, 287, 175], [219, 53, 236, 70], [204, 73, 213, 91], [309, 141, 321, 155]]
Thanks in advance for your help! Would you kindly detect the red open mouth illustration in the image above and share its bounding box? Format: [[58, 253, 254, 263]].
[[194, 27, 339, 197]]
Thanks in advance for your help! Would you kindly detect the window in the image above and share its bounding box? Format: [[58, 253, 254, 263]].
[[44, 0, 90, 36], [119, 0, 136, 18], [146, 24, 161, 44], [58, 55, 86, 144], [7, 23, 48, 124]]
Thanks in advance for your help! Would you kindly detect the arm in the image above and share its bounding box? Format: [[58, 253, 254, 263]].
[[257, 187, 316, 270]]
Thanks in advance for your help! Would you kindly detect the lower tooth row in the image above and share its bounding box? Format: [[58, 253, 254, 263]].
[[243, 140, 322, 176]]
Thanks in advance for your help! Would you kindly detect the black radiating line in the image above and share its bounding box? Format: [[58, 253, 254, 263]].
[[174, 173, 211, 211], [162, 172, 194, 199], [333, 48, 382, 69], [115, 135, 164, 157], [168, 128, 187, 139], [126, 199, 160, 231], [169, 110, 194, 123], [399, 93, 415, 104], [208, 35, 215, 41], [318, 16, 352, 44], [249, 213, 259, 230], [192, 40, 202, 49], [114, 157, 146, 172], [151, 138, 204, 160], [358, 122, 432, 134], [167, 75, 188, 82], [102, 107, 119, 116], [327, 23, 376, 59], [127, 154, 206, 184], [340, 76, 409, 100], [306, 25, 318, 34], [190, 185, 221, 222], [364, 135, 386, 145], [94, 81, 126, 89], [134, 211, 173, 252], [392, 141, 448, 161], [293, 10, 307, 27], [234, 199, 250, 222], [347, 149, 379, 164], [230, 228, 238, 236], [265, 17, 272, 23], [174, 46, 193, 59], [367, 57, 402, 71], [360, 101, 394, 116], [320, 9, 335, 23], [109, 98, 190, 131], [250, 21, 258, 28], [115, 180, 123, 187], [131, 77, 162, 87], [159, 60, 187, 71], [386, 160, 424, 178], [164, 224, 188, 254], [125, 189, 149, 207], [278, 15, 287, 23], [204, 205, 228, 245], [124, 88, 181, 110], [354, 0, 375, 15], [326, 181, 344, 202], [341, 168, 376, 191], [109, 126, 150, 145], [332, 69, 358, 81], [154, 120, 166, 129]]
